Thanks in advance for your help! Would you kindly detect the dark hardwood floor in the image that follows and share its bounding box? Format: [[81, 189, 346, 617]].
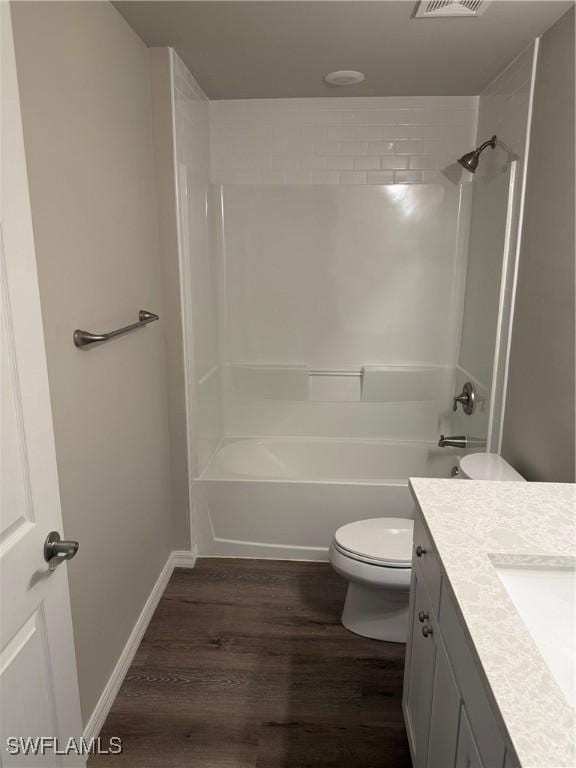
[[90, 559, 412, 768]]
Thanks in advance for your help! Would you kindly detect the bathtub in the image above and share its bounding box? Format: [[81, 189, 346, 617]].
[[194, 438, 457, 560]]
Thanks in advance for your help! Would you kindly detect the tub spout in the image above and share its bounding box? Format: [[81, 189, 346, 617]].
[[438, 435, 488, 449], [438, 435, 468, 448]]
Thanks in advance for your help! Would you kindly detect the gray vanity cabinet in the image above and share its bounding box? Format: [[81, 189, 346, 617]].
[[403, 508, 514, 768], [403, 566, 437, 768], [403, 556, 462, 768], [456, 707, 484, 768], [427, 634, 461, 768]]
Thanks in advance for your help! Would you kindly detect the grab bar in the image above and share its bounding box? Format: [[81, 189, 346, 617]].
[[73, 309, 159, 349]]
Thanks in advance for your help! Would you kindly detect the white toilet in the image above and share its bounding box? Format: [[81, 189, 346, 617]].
[[330, 453, 525, 643], [330, 517, 413, 642]]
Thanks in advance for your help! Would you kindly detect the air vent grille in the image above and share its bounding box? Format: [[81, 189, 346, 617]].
[[415, 0, 490, 18]]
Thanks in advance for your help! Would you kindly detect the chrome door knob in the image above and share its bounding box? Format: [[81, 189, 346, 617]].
[[418, 611, 429, 623], [44, 531, 79, 571], [422, 624, 433, 638], [415, 545, 426, 557]]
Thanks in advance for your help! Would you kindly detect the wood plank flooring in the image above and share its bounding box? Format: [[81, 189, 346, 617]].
[[89, 559, 412, 768]]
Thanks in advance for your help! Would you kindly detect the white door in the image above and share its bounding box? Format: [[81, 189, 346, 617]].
[[0, 4, 84, 766]]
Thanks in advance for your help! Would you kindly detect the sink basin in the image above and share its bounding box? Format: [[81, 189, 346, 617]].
[[495, 564, 576, 706]]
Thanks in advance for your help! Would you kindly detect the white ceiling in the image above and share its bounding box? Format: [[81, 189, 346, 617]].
[[114, 1, 573, 98]]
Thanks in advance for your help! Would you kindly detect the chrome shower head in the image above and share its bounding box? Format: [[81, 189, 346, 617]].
[[458, 135, 497, 174]]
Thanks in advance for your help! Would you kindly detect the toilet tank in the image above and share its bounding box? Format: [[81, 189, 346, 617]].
[[459, 452, 525, 481]]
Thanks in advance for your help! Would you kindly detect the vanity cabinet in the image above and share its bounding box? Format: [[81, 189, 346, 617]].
[[456, 707, 484, 768], [403, 569, 437, 768], [403, 508, 517, 768], [427, 634, 461, 768]]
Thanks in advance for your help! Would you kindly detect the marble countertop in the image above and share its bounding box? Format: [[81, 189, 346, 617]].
[[409, 478, 576, 768]]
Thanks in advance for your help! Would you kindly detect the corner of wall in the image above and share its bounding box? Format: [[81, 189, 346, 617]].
[[149, 45, 192, 550]]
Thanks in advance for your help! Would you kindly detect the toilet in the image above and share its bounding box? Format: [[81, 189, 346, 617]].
[[330, 453, 525, 643], [330, 517, 413, 643]]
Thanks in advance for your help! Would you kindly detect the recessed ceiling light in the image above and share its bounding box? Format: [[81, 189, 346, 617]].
[[324, 70, 366, 87]]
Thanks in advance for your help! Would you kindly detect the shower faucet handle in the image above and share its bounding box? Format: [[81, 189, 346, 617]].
[[452, 381, 475, 415]]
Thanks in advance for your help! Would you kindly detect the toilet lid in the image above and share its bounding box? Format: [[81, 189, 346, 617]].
[[334, 518, 413, 567]]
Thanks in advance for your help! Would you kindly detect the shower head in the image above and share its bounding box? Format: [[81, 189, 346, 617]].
[[458, 135, 497, 174]]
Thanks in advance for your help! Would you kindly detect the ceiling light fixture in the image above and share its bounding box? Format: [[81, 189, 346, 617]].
[[324, 70, 365, 87]]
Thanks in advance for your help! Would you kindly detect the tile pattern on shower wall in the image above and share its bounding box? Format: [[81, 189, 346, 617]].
[[173, 53, 223, 470], [174, 55, 211, 189], [476, 43, 534, 180], [210, 96, 478, 185]]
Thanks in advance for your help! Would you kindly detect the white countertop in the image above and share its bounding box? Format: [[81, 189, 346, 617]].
[[409, 478, 576, 768]]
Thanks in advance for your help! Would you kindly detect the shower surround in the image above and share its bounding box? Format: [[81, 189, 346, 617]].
[[162, 50, 534, 559]]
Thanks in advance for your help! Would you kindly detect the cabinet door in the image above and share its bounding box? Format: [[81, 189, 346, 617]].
[[403, 567, 437, 768], [427, 632, 462, 767], [456, 706, 485, 768], [503, 748, 520, 768]]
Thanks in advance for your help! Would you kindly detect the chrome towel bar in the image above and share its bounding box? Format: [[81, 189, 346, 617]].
[[73, 309, 159, 349]]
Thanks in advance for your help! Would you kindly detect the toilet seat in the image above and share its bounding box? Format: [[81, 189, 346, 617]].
[[333, 518, 413, 568]]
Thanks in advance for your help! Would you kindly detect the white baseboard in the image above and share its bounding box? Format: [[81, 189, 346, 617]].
[[83, 549, 196, 741], [201, 540, 329, 561], [171, 549, 198, 568]]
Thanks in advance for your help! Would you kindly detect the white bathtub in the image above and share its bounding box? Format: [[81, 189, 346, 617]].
[[195, 438, 457, 560]]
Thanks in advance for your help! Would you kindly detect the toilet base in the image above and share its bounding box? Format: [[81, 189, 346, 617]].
[[341, 582, 408, 643]]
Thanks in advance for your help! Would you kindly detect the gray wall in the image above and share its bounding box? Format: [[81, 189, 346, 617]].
[[12, 1, 177, 723], [502, 7, 575, 482]]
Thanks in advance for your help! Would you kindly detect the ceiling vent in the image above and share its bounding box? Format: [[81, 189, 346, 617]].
[[415, 0, 490, 18]]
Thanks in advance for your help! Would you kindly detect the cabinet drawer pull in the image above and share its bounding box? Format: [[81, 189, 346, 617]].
[[418, 610, 429, 623], [416, 545, 426, 557], [422, 624, 434, 638]]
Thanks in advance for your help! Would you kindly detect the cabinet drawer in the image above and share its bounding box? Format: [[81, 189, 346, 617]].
[[440, 584, 506, 768], [413, 509, 442, 615]]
